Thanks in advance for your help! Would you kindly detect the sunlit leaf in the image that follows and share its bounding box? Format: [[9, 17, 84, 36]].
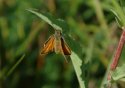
[[27, 9, 69, 33], [111, 64, 125, 81], [110, 9, 123, 27], [71, 51, 85, 88], [119, 78, 125, 82], [110, 0, 125, 26]]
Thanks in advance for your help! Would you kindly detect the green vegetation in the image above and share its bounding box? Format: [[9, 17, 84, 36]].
[[1, 0, 125, 88]]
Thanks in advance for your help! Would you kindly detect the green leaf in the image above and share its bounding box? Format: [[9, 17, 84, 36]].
[[119, 78, 125, 82], [71, 51, 85, 88], [27, 9, 69, 33], [110, 0, 125, 26], [111, 64, 125, 81], [119, 0, 125, 14], [110, 9, 123, 27]]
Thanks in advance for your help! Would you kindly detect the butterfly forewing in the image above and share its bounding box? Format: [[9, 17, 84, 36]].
[[61, 37, 71, 55], [41, 35, 55, 54]]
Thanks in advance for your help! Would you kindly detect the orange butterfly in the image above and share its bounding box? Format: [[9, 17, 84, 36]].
[[41, 30, 71, 62]]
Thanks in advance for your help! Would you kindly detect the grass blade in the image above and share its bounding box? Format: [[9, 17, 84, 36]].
[[6, 54, 25, 78]]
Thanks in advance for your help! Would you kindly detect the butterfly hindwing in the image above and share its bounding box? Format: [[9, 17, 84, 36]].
[[61, 37, 71, 55]]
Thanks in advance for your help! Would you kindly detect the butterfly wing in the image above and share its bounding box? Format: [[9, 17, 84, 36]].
[[41, 35, 55, 54], [61, 37, 71, 55]]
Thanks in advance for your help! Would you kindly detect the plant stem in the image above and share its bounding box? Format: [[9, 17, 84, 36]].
[[110, 27, 125, 70], [101, 27, 125, 88], [6, 54, 25, 78], [105, 27, 125, 88]]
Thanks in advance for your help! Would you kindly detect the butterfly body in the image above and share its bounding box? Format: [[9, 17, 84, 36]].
[[54, 30, 63, 54]]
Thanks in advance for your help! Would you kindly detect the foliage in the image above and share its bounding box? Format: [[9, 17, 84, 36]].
[[111, 64, 125, 81], [71, 52, 85, 88], [1, 0, 125, 88], [27, 9, 85, 87]]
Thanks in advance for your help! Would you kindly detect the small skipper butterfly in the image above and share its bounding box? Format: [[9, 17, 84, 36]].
[[41, 30, 71, 62]]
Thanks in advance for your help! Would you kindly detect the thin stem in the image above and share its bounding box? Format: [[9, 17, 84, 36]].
[[110, 28, 125, 70], [105, 27, 125, 87], [6, 54, 25, 78], [101, 27, 125, 88]]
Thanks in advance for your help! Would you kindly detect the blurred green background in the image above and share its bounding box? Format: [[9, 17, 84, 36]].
[[0, 0, 125, 88]]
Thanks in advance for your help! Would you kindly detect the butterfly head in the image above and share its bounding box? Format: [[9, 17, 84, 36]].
[[54, 30, 62, 37]]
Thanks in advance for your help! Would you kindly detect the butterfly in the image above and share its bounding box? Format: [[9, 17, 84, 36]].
[[40, 30, 71, 62]]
